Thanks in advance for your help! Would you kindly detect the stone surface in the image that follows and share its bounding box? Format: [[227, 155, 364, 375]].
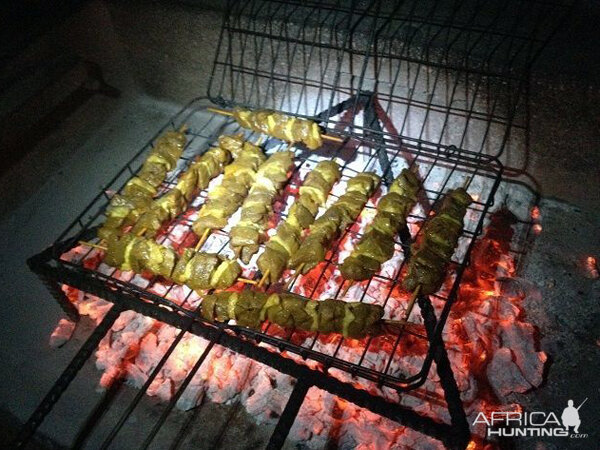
[[506, 199, 600, 450]]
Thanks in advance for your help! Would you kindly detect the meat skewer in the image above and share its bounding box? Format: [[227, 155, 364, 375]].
[[288, 172, 381, 276], [98, 126, 187, 240], [206, 107, 343, 149], [339, 168, 420, 281], [129, 138, 236, 238], [402, 187, 473, 296], [192, 136, 266, 245], [229, 150, 295, 264], [95, 233, 248, 290], [256, 160, 341, 285], [201, 291, 384, 339]]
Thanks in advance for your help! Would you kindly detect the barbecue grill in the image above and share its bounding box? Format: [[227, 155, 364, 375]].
[[16, 1, 573, 449]]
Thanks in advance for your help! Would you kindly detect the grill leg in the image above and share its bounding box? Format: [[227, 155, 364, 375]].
[[266, 379, 311, 450], [363, 94, 393, 186], [12, 305, 121, 448], [31, 269, 80, 322], [418, 296, 470, 450]]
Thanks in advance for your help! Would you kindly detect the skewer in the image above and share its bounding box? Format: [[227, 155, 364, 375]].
[[341, 280, 354, 297], [285, 263, 305, 290], [192, 134, 265, 253], [77, 238, 256, 287], [206, 107, 344, 144], [206, 107, 232, 116], [462, 174, 474, 189], [195, 228, 211, 251], [78, 240, 107, 251], [258, 270, 270, 288], [380, 286, 422, 335], [403, 285, 421, 323]]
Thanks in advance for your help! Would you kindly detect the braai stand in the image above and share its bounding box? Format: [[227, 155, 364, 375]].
[[21, 93, 472, 449], [16, 1, 572, 448]]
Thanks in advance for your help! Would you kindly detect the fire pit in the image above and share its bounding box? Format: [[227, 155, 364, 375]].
[[14, 1, 574, 449]]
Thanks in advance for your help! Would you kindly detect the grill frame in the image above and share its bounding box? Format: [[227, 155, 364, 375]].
[[22, 96, 504, 449], [29, 97, 504, 390]]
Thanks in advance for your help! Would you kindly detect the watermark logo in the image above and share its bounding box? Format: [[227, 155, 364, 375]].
[[473, 398, 589, 439]]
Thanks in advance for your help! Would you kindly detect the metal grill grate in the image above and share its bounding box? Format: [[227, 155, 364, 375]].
[[35, 99, 502, 388], [23, 99, 500, 448], [208, 0, 572, 156]]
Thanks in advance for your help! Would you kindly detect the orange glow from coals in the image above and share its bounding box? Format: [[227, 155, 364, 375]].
[[585, 256, 599, 279], [58, 204, 538, 448], [530, 206, 540, 220]]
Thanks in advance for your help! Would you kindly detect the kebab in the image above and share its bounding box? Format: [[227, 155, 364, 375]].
[[201, 291, 384, 339], [130, 141, 233, 238], [102, 233, 244, 290], [207, 107, 344, 149], [98, 127, 187, 240], [229, 151, 295, 264], [340, 168, 420, 281], [192, 137, 266, 242], [402, 187, 473, 295], [256, 160, 341, 284], [288, 172, 381, 276]]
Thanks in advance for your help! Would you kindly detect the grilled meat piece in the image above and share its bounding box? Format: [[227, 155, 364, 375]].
[[104, 233, 176, 278], [257, 161, 341, 282], [402, 188, 473, 294], [289, 172, 380, 274], [131, 143, 234, 237], [201, 291, 384, 339], [193, 142, 266, 235], [232, 108, 323, 150], [217, 133, 245, 158], [98, 128, 187, 239], [230, 151, 295, 264], [340, 169, 420, 280], [104, 235, 242, 290]]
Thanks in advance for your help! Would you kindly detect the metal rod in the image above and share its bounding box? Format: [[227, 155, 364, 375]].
[[139, 332, 222, 449], [417, 295, 470, 449], [13, 306, 122, 448], [98, 317, 197, 449], [266, 379, 311, 450]]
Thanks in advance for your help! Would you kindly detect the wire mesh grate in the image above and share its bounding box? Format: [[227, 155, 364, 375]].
[[208, 0, 573, 157], [43, 99, 503, 392]]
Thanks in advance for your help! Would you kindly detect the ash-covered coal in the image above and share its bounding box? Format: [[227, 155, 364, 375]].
[[52, 205, 545, 448]]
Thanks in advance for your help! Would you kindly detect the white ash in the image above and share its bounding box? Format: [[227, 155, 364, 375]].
[[53, 203, 547, 449], [49, 319, 76, 348]]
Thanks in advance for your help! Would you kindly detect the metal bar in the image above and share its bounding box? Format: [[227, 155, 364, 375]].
[[139, 332, 222, 449], [36, 272, 79, 322], [98, 306, 200, 449], [418, 294, 470, 450], [362, 92, 393, 185], [266, 378, 311, 450], [13, 305, 122, 448]]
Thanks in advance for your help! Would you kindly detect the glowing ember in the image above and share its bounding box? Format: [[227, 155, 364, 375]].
[[52, 205, 546, 447], [585, 256, 599, 279], [530, 206, 540, 220]]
